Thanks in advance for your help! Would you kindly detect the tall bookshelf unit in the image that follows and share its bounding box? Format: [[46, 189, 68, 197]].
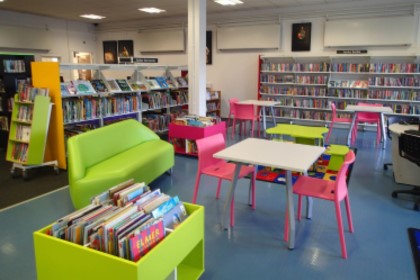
[[206, 89, 222, 117], [258, 55, 420, 125], [0, 53, 34, 150]]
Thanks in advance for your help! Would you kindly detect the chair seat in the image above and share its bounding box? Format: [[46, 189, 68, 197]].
[[202, 162, 254, 181], [293, 176, 336, 201]]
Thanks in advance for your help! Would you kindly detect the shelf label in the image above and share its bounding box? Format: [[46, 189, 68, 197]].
[[336, 50, 368, 54], [133, 57, 159, 63]]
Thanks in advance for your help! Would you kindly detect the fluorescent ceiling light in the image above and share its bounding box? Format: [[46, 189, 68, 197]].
[[214, 0, 243, 6], [139, 7, 166, 14], [80, 14, 106, 20]]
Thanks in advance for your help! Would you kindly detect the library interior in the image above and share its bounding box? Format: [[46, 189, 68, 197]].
[[1, 0, 420, 279]]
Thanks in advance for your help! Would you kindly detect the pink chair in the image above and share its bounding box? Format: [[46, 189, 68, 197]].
[[352, 102, 382, 145], [228, 98, 240, 138], [325, 102, 353, 144], [232, 103, 261, 139], [193, 133, 256, 227], [286, 150, 356, 259]]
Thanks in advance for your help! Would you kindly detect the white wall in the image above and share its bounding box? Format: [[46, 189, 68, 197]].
[[3, 10, 420, 118]]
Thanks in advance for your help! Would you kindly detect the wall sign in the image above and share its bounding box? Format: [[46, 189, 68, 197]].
[[133, 57, 158, 63], [337, 50, 368, 54]]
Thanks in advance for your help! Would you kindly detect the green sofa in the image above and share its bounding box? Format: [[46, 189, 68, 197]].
[[67, 119, 174, 209]]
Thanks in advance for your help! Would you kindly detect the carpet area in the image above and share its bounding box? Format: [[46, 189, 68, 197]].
[[0, 149, 69, 210]]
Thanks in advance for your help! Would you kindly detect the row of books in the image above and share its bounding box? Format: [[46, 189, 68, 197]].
[[172, 115, 220, 127], [329, 80, 369, 89], [9, 142, 28, 162], [16, 105, 33, 121], [262, 62, 420, 74], [0, 116, 9, 131], [49, 179, 189, 262], [261, 74, 294, 84], [142, 113, 173, 132], [61, 76, 188, 96], [14, 124, 31, 142], [2, 59, 26, 73], [368, 77, 420, 87], [62, 99, 100, 123], [0, 77, 5, 93], [18, 85, 49, 102]]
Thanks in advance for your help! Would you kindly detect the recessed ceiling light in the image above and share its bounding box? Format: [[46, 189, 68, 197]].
[[139, 7, 166, 14], [214, 0, 243, 6], [0, 0, 6, 2], [80, 14, 106, 20]]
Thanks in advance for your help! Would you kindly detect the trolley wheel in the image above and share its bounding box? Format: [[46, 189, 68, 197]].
[[22, 169, 30, 181], [54, 166, 60, 175]]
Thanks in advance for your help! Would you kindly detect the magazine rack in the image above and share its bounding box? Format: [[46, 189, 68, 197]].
[[33, 203, 204, 280]]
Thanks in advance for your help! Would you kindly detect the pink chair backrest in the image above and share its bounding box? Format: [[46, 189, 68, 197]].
[[234, 103, 256, 120], [331, 102, 337, 120], [196, 133, 226, 171], [229, 98, 239, 115], [356, 102, 382, 120], [334, 150, 356, 202]]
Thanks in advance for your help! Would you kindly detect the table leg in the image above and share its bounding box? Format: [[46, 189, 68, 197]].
[[286, 170, 295, 249], [222, 163, 242, 230], [380, 113, 387, 149], [347, 113, 357, 146], [270, 106, 276, 127]]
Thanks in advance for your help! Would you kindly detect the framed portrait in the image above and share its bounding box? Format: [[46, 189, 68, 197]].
[[292, 23, 311, 52], [206, 31, 212, 65], [103, 41, 118, 64], [118, 40, 134, 58]]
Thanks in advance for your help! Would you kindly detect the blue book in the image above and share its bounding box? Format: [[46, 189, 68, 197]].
[[151, 196, 180, 219]]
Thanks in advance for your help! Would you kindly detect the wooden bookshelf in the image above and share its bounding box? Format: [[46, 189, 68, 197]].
[[206, 89, 221, 117]]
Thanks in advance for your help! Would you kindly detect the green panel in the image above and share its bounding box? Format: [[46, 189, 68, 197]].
[[26, 95, 52, 164], [34, 203, 204, 280]]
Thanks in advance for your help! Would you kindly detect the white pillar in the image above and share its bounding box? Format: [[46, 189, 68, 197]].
[[188, 0, 206, 116]]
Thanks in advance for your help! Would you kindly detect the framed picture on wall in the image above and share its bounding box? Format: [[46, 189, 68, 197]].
[[103, 41, 118, 64], [291, 23, 311, 52], [206, 31, 212, 65], [118, 40, 134, 58]]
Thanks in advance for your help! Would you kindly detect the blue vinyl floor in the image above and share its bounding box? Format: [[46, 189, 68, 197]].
[[0, 127, 419, 280]]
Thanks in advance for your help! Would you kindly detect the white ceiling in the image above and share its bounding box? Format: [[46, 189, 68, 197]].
[[0, 0, 419, 27]]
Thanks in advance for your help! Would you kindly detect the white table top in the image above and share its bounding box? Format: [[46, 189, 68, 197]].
[[238, 100, 279, 106], [345, 105, 393, 114], [389, 123, 419, 135], [214, 138, 325, 173]]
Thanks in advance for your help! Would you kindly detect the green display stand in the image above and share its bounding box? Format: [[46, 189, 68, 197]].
[[325, 145, 350, 171], [33, 203, 205, 280]]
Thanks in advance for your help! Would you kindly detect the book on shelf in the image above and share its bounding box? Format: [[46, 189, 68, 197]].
[[106, 79, 121, 92], [176, 77, 188, 87], [0, 116, 9, 131], [155, 76, 169, 89], [73, 80, 96, 95], [48, 179, 189, 262], [115, 79, 132, 92], [90, 79, 109, 93], [128, 81, 147, 91], [145, 79, 161, 90]]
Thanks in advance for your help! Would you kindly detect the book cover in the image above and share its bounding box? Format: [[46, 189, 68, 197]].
[[73, 80, 96, 95], [129, 219, 165, 261], [115, 79, 132, 92], [162, 202, 188, 230], [107, 79, 121, 92], [155, 76, 169, 88], [60, 83, 71, 96], [91, 79, 109, 93]]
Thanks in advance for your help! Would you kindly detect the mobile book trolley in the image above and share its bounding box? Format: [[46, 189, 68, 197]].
[[33, 203, 204, 280], [6, 91, 58, 179]]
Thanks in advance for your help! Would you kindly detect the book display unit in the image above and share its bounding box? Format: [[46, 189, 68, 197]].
[[6, 89, 58, 179], [59, 64, 189, 136], [206, 89, 221, 117], [0, 53, 34, 150], [34, 202, 204, 280], [258, 55, 420, 125]]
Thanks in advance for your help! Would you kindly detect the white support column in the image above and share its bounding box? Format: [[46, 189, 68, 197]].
[[188, 0, 207, 116]]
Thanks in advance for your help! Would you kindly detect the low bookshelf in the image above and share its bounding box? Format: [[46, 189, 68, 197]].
[[33, 203, 204, 280], [168, 121, 226, 156]]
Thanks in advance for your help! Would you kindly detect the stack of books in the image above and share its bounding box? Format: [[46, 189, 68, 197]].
[[47, 179, 189, 262]]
